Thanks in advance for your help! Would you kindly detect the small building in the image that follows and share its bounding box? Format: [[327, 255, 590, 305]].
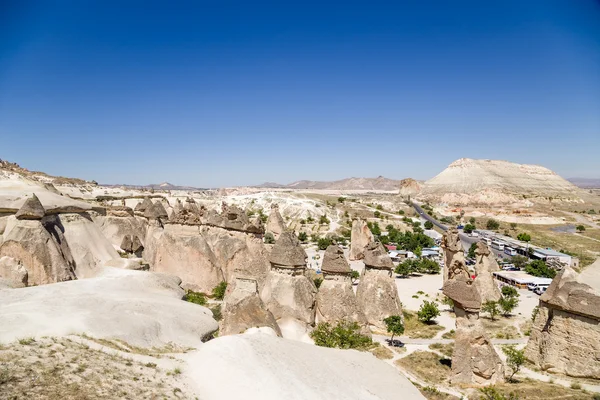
[[388, 250, 408, 263], [493, 271, 540, 289]]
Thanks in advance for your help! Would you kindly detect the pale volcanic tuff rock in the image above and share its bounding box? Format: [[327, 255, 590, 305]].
[[0, 216, 76, 286], [398, 178, 422, 199], [14, 193, 45, 220], [220, 275, 281, 337], [260, 232, 316, 341], [134, 197, 154, 213], [265, 204, 286, 240], [473, 242, 502, 303], [186, 331, 426, 400], [93, 215, 148, 252], [419, 158, 584, 205], [356, 242, 402, 331], [145, 201, 168, 220], [525, 261, 600, 379], [0, 268, 218, 348], [349, 219, 374, 261], [0, 256, 28, 288], [441, 229, 504, 385], [316, 246, 369, 334], [442, 227, 463, 282]]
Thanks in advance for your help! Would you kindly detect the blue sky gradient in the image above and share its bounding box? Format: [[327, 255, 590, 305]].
[[1, 1, 599, 187]]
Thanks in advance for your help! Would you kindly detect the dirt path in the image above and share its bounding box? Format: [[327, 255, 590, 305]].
[[563, 211, 600, 229]]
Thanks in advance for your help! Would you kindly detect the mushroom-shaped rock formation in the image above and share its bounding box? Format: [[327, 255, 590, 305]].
[[473, 242, 502, 303], [355, 241, 402, 331], [525, 261, 600, 379], [266, 204, 286, 240], [316, 245, 369, 335], [221, 273, 282, 337], [349, 219, 374, 261], [441, 227, 463, 282], [131, 235, 144, 255], [15, 194, 45, 220], [260, 231, 316, 340], [441, 230, 504, 385]]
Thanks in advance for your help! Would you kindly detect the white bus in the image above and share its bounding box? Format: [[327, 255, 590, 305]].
[[484, 237, 492, 246], [504, 246, 517, 256], [491, 240, 505, 251]]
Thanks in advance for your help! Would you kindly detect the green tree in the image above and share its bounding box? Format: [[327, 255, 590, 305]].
[[499, 296, 519, 316], [298, 231, 308, 242], [397, 210, 405, 215], [469, 217, 476, 224], [510, 222, 517, 230], [374, 210, 381, 219], [264, 232, 276, 244], [317, 237, 333, 250], [367, 221, 381, 236], [306, 216, 315, 223], [510, 255, 528, 269], [212, 281, 227, 300], [417, 300, 440, 324], [424, 221, 434, 230], [383, 315, 405, 341], [463, 224, 476, 234], [468, 242, 478, 259], [525, 260, 556, 278], [417, 258, 441, 274], [516, 233, 531, 242], [350, 270, 360, 284], [502, 345, 525, 381], [337, 197, 346, 203], [319, 215, 330, 225], [310, 321, 373, 350], [376, 204, 383, 211], [576, 225, 586, 232], [482, 300, 500, 321], [486, 219, 500, 230], [501, 286, 519, 298]]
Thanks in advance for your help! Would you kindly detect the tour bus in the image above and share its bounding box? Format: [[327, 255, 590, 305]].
[[504, 246, 517, 256], [491, 240, 505, 251], [484, 237, 492, 246]]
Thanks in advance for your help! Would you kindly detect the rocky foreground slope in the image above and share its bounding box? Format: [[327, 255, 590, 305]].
[[417, 158, 585, 206]]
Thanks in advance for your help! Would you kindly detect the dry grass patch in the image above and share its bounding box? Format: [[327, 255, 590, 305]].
[[0, 337, 190, 399], [441, 330, 455, 339], [481, 318, 520, 339], [403, 311, 445, 339], [369, 345, 394, 360], [472, 379, 592, 400], [429, 343, 454, 358], [78, 334, 192, 356], [416, 384, 461, 400], [395, 351, 451, 385]]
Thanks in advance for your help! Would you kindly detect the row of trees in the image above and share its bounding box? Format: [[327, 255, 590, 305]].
[[395, 258, 441, 276], [481, 286, 521, 320]]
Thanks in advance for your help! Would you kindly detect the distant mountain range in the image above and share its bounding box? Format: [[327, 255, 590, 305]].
[[568, 178, 600, 189], [255, 176, 402, 191], [102, 182, 206, 191]]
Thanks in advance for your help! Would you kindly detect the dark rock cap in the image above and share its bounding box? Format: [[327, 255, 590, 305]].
[[321, 245, 351, 274], [363, 241, 394, 270], [15, 193, 45, 220], [269, 231, 307, 267], [134, 197, 154, 212], [120, 235, 133, 252]]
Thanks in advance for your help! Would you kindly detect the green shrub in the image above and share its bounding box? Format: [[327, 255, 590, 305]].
[[310, 321, 372, 350], [184, 290, 207, 306], [319, 215, 330, 225], [383, 315, 405, 341], [314, 277, 323, 289], [298, 231, 308, 242], [212, 281, 227, 300], [417, 301, 440, 324], [264, 232, 276, 244], [317, 237, 332, 250], [482, 300, 500, 321], [502, 345, 525, 381], [525, 260, 556, 278]]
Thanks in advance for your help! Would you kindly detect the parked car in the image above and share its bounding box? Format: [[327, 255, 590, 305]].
[[385, 339, 405, 348], [534, 286, 548, 295], [502, 264, 519, 271]]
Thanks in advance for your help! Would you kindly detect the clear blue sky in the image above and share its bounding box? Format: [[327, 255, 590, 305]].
[[1, 1, 599, 187]]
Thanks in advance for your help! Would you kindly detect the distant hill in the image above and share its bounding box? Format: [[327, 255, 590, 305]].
[[418, 158, 585, 205], [255, 176, 401, 191], [568, 178, 600, 189]]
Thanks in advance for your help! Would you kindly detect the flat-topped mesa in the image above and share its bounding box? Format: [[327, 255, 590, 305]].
[[473, 242, 501, 303], [268, 231, 307, 271], [321, 245, 352, 277], [266, 203, 286, 240], [363, 241, 394, 271], [15, 194, 45, 220], [349, 219, 374, 261], [134, 197, 154, 213], [525, 264, 600, 379]]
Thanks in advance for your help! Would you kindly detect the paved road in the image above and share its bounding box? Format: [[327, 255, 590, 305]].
[[410, 202, 479, 249], [372, 334, 526, 345]]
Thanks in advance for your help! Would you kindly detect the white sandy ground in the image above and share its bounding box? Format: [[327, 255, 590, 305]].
[[0, 267, 217, 348]]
